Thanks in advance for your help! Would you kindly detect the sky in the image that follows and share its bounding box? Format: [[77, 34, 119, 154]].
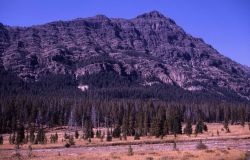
[[0, 0, 249, 66]]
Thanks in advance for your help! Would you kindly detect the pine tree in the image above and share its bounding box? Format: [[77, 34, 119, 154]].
[[134, 132, 140, 140], [0, 135, 3, 144], [55, 132, 58, 142], [184, 120, 192, 136], [37, 127, 46, 144], [195, 119, 205, 134], [16, 123, 25, 145], [106, 129, 112, 142], [112, 125, 121, 138], [143, 112, 149, 136], [12, 133, 16, 144], [150, 116, 161, 137], [172, 115, 182, 137], [223, 119, 230, 133], [75, 130, 79, 139], [128, 111, 135, 136], [84, 118, 94, 139], [50, 134, 58, 143], [163, 120, 169, 136], [122, 114, 129, 137], [195, 119, 207, 134], [29, 126, 35, 143], [96, 130, 101, 138], [9, 134, 12, 144]]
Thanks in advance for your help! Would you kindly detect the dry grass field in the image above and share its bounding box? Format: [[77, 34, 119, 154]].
[[0, 123, 249, 160], [1, 123, 249, 150], [0, 148, 248, 160]]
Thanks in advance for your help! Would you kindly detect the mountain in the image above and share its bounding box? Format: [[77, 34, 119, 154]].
[[0, 11, 249, 100]]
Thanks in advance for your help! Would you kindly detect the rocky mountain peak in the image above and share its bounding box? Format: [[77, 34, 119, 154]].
[[0, 11, 249, 100], [136, 10, 166, 19]]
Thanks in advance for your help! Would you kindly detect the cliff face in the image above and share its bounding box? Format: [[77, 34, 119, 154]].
[[0, 11, 249, 99]]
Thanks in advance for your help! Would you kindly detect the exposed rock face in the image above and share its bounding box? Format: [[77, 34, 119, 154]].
[[0, 11, 249, 99]]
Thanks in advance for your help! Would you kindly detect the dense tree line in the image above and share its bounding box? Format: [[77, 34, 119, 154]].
[[0, 95, 249, 137]]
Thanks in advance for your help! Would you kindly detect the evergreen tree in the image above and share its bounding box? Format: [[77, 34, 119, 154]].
[[223, 119, 230, 133], [112, 125, 121, 138], [84, 118, 94, 139], [16, 123, 25, 145], [128, 111, 135, 136], [163, 119, 169, 136], [55, 132, 58, 142], [12, 133, 16, 144], [134, 132, 140, 140], [50, 134, 58, 143], [150, 116, 161, 137], [96, 130, 101, 138], [184, 120, 192, 136], [0, 135, 3, 144], [195, 119, 205, 134], [29, 126, 35, 143], [75, 130, 79, 139], [172, 114, 182, 137], [9, 134, 12, 144], [106, 129, 112, 142], [122, 114, 129, 137], [37, 127, 46, 144], [143, 112, 149, 136]]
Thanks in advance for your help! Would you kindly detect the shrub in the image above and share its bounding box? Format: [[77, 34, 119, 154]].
[[69, 135, 75, 145], [217, 130, 220, 136], [173, 141, 177, 151], [64, 133, 70, 139], [196, 140, 208, 150], [128, 145, 133, 156], [28, 145, 32, 157], [64, 143, 71, 148]]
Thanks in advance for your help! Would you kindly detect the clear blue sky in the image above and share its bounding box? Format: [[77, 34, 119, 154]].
[[1, 0, 249, 66]]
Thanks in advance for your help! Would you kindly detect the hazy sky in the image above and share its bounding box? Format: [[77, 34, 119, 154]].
[[0, 0, 249, 66]]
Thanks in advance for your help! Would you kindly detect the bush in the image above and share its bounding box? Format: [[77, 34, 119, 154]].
[[64, 143, 71, 148], [69, 135, 75, 145], [128, 145, 133, 156], [196, 140, 208, 150], [173, 141, 177, 151], [64, 133, 70, 139], [134, 132, 140, 140], [28, 145, 32, 157]]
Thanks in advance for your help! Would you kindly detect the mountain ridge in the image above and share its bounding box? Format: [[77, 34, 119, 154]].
[[0, 11, 249, 100]]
